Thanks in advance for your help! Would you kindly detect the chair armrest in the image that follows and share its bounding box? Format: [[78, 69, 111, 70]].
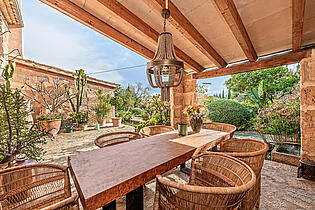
[[41, 194, 79, 210]]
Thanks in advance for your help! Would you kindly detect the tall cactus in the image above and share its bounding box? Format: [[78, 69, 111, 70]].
[[66, 69, 87, 113]]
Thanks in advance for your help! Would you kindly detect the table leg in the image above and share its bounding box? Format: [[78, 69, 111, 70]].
[[126, 185, 143, 210], [180, 162, 191, 175], [102, 200, 116, 210]]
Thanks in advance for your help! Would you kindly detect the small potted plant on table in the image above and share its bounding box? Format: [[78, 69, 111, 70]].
[[93, 90, 111, 127], [184, 104, 206, 133]]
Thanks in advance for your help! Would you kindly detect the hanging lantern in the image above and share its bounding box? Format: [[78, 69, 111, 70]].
[[146, 3, 184, 102]]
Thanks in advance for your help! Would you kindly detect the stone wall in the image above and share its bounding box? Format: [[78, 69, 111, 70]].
[[6, 58, 119, 124], [300, 49, 315, 162], [170, 73, 197, 128]]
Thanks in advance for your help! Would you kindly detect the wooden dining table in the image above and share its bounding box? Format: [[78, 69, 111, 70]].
[[68, 128, 232, 210]]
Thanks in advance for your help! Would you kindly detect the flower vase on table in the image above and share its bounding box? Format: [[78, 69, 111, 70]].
[[183, 104, 206, 133], [189, 114, 204, 133]]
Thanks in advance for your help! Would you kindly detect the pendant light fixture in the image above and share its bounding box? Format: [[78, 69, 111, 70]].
[[146, 0, 184, 102]]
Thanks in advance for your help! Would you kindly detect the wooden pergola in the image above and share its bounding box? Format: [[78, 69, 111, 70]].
[[39, 0, 315, 162], [40, 0, 314, 75]]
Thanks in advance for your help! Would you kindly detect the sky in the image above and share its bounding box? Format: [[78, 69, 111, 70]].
[[22, 0, 229, 95]]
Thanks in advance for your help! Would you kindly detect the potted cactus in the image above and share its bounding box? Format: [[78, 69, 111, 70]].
[[66, 69, 89, 130]]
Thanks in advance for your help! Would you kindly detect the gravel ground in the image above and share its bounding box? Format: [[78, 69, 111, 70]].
[[40, 127, 315, 210]]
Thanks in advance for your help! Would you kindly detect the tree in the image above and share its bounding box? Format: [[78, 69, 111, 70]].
[[225, 66, 300, 101], [23, 79, 72, 115], [0, 63, 50, 166]]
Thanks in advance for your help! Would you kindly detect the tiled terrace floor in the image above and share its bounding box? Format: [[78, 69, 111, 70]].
[[40, 127, 315, 210]]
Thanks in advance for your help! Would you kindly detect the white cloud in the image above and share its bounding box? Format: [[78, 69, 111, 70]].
[[23, 12, 124, 83]]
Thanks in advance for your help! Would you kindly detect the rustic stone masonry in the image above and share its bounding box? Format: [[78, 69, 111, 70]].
[[300, 49, 315, 162], [7, 57, 119, 124], [170, 73, 197, 128]]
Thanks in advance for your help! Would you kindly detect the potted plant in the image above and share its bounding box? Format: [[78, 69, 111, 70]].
[[0, 63, 51, 168], [37, 114, 61, 135], [93, 90, 111, 127], [66, 69, 89, 129], [183, 104, 206, 133], [70, 112, 89, 131], [23, 78, 73, 135], [110, 89, 121, 127]]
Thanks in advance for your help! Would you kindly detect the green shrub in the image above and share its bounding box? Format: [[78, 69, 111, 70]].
[[207, 99, 251, 130]]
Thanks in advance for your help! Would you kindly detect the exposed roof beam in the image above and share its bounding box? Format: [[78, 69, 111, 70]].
[[292, 0, 306, 52], [0, 1, 13, 24], [96, 0, 204, 72], [39, 0, 155, 60], [147, 0, 226, 68], [193, 50, 309, 79], [211, 0, 257, 61]]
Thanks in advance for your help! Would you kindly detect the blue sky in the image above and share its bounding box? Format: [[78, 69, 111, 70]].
[[22, 0, 229, 95]]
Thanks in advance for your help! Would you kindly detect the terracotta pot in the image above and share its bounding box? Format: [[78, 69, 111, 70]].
[[112, 117, 121, 127], [189, 116, 203, 133], [97, 119, 106, 127], [38, 119, 61, 135]]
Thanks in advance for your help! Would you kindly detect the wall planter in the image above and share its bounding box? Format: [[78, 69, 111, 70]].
[[112, 117, 121, 127], [271, 142, 301, 166], [38, 119, 61, 135]]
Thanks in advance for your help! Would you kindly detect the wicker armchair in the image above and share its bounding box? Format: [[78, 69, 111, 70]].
[[139, 125, 175, 137], [203, 122, 236, 140], [220, 138, 269, 210], [94, 131, 142, 148], [154, 152, 256, 210], [0, 164, 78, 210]]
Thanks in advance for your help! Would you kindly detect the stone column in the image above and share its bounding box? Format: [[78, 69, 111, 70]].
[[300, 49, 315, 162], [170, 73, 197, 128]]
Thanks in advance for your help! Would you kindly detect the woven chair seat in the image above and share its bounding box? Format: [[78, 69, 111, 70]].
[[153, 152, 256, 210], [0, 164, 78, 210], [140, 125, 175, 137], [94, 131, 142, 148], [220, 138, 269, 210]]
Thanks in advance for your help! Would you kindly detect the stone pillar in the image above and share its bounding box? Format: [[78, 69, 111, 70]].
[[170, 73, 197, 128], [300, 49, 315, 162]]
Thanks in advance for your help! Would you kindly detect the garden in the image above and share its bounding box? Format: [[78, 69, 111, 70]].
[[0, 62, 302, 167]]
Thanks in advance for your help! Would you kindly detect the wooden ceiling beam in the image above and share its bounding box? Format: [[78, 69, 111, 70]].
[[96, 0, 204, 72], [148, 0, 226, 68], [292, 0, 306, 52], [211, 0, 257, 62], [193, 50, 309, 79], [39, 0, 155, 60]]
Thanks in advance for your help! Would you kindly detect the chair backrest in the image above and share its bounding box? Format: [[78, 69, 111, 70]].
[[203, 122, 236, 139], [154, 153, 256, 210], [0, 164, 71, 209], [220, 138, 269, 176], [139, 125, 175, 137], [94, 131, 142, 148]]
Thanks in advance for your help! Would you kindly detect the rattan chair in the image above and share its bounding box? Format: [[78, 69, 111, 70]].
[[153, 152, 256, 210], [94, 131, 142, 148], [139, 125, 175, 137], [203, 122, 236, 140], [220, 138, 269, 210], [0, 164, 78, 210]]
